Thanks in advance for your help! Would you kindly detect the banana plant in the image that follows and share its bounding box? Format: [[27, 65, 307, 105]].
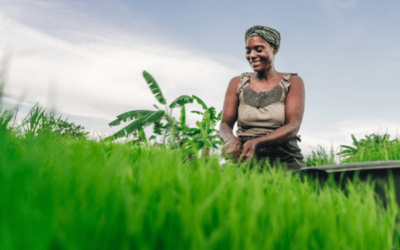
[[181, 95, 222, 156], [106, 71, 194, 142]]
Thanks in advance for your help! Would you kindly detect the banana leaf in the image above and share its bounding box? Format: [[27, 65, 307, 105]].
[[144, 110, 165, 123], [192, 95, 207, 110], [217, 111, 222, 121], [105, 118, 146, 141], [143, 71, 167, 105], [202, 109, 210, 123], [169, 95, 193, 108], [109, 110, 155, 127], [203, 107, 217, 125], [180, 105, 186, 128], [184, 127, 200, 136]]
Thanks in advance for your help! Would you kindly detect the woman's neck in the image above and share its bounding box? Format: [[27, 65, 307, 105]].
[[254, 65, 277, 81]]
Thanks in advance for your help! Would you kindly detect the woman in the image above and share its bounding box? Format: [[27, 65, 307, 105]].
[[219, 25, 305, 170]]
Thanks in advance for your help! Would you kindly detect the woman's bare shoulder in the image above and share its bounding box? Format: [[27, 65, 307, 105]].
[[289, 74, 304, 86], [229, 76, 241, 86], [225, 76, 241, 93]]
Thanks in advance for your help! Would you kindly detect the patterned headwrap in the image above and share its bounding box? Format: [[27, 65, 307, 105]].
[[245, 25, 281, 49]]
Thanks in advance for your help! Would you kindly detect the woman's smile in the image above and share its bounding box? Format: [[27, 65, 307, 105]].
[[250, 60, 263, 68]]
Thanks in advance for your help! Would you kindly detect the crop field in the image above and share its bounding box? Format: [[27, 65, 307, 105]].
[[1, 117, 400, 249], [2, 72, 400, 249]]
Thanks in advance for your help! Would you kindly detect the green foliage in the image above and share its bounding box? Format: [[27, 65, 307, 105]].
[[109, 72, 195, 143], [0, 126, 398, 249], [192, 94, 208, 110], [109, 110, 157, 126], [179, 105, 186, 128], [142, 71, 167, 105], [0, 107, 17, 132], [169, 95, 194, 109], [152, 119, 164, 135], [51, 120, 89, 138], [108, 71, 223, 156], [304, 145, 337, 167], [20, 103, 88, 138], [338, 133, 400, 163], [181, 99, 223, 155], [338, 134, 400, 163]]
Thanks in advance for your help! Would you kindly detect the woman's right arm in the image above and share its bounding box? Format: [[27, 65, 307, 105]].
[[219, 76, 242, 159]]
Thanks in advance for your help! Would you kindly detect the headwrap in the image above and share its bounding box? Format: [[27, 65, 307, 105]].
[[245, 25, 281, 49]]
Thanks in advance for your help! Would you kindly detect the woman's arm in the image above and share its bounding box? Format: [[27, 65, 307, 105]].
[[219, 76, 242, 159], [241, 75, 305, 158]]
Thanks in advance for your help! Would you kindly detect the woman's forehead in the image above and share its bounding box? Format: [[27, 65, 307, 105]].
[[245, 36, 270, 47]]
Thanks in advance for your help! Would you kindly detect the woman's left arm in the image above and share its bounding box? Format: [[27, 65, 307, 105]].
[[241, 75, 305, 158]]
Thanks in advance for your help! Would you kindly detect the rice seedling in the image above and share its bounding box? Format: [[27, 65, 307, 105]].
[[0, 114, 398, 249], [304, 145, 337, 167], [339, 134, 400, 163]]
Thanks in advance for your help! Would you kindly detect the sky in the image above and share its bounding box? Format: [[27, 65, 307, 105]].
[[1, 0, 400, 153]]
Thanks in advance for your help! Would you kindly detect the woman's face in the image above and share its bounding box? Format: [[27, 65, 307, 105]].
[[245, 36, 277, 72]]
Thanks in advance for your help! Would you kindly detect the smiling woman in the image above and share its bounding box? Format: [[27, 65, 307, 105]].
[[219, 25, 305, 170]]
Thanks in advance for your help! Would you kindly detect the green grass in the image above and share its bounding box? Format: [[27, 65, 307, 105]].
[[1, 123, 399, 249], [304, 145, 337, 167], [341, 140, 400, 163]]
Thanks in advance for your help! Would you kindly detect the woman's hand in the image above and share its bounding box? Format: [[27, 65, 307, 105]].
[[221, 137, 242, 161], [241, 139, 259, 159]]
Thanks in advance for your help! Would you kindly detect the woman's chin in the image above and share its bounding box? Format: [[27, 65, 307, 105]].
[[252, 66, 263, 72], [252, 64, 270, 72]]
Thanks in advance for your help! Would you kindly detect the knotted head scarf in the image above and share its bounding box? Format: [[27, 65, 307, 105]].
[[245, 25, 281, 49]]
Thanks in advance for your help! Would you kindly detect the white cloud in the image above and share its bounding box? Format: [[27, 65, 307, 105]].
[[0, 13, 245, 136]]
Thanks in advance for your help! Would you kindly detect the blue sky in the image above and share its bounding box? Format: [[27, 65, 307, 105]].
[[1, 0, 400, 152]]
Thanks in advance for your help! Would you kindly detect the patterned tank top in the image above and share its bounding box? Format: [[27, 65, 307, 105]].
[[236, 72, 297, 138]]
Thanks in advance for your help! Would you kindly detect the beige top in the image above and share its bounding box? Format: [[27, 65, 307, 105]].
[[236, 72, 297, 137]]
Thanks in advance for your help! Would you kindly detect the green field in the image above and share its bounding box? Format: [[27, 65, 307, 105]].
[[1, 116, 400, 249]]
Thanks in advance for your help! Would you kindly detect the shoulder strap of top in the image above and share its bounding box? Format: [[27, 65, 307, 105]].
[[280, 73, 298, 95], [236, 72, 251, 96]]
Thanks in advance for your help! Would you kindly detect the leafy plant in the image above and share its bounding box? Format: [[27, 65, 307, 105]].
[[20, 103, 88, 138], [106, 71, 224, 156], [304, 145, 337, 167], [338, 133, 397, 163], [106, 71, 194, 143], [0, 107, 18, 135], [181, 96, 223, 156]]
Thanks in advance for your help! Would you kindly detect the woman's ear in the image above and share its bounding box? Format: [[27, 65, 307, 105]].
[[273, 46, 279, 55]]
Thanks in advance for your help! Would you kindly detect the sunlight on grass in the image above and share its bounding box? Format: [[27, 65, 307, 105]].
[[0, 121, 398, 249]]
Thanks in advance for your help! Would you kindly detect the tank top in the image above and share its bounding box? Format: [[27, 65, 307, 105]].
[[236, 72, 297, 137]]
